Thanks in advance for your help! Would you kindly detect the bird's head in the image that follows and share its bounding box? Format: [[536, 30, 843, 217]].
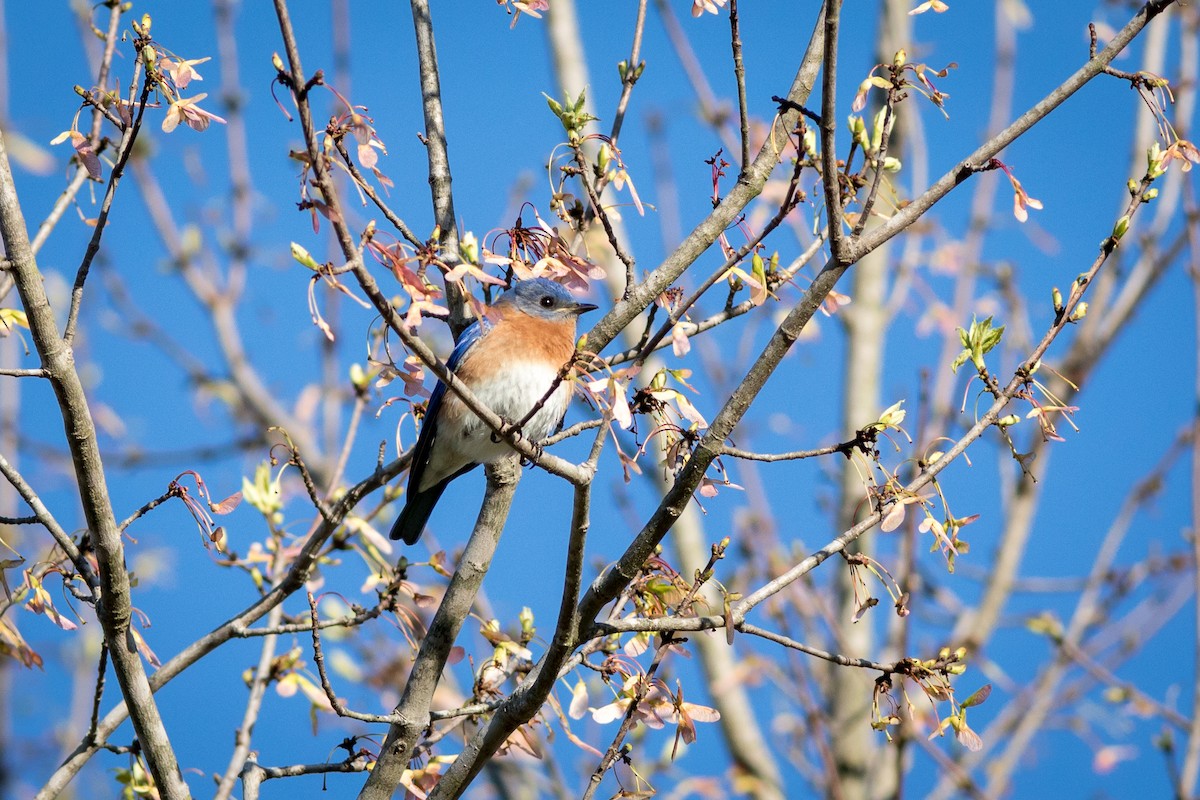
[[500, 277, 598, 321]]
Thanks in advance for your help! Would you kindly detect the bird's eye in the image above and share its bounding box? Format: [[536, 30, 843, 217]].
[[539, 295, 555, 308]]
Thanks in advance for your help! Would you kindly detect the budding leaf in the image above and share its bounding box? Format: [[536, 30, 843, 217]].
[[952, 315, 1005, 373]]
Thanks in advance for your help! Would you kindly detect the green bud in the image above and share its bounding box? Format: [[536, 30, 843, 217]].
[[1051, 286, 1063, 314], [1142, 188, 1159, 202], [290, 242, 321, 271], [460, 231, 479, 265], [1112, 215, 1129, 241], [997, 414, 1020, 427], [1147, 142, 1168, 179], [1068, 302, 1088, 322], [848, 115, 869, 148], [871, 107, 890, 151]]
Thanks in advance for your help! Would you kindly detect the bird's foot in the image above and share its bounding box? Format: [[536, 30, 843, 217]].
[[492, 417, 521, 444], [520, 439, 546, 466], [492, 417, 545, 464]]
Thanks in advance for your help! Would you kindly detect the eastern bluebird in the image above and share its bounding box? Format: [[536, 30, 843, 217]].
[[389, 277, 598, 544]]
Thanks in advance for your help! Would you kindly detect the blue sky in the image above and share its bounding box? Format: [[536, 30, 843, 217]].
[[2, 1, 1198, 798]]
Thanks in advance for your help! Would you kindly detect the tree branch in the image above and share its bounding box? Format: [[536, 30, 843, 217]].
[[358, 457, 521, 798], [0, 127, 189, 797]]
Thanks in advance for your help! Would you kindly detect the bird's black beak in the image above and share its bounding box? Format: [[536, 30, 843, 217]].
[[571, 301, 599, 315]]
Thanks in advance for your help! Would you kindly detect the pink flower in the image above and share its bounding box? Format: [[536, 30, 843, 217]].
[[159, 55, 210, 90], [1009, 175, 1043, 222], [162, 93, 227, 133], [49, 130, 101, 180], [1162, 138, 1200, 173]]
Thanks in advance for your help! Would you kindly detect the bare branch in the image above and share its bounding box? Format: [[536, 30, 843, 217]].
[[359, 457, 521, 798], [0, 124, 190, 800]]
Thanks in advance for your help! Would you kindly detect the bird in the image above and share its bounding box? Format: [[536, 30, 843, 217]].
[[389, 277, 598, 544]]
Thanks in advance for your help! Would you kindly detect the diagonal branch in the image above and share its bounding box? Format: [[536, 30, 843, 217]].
[[0, 127, 189, 798], [410, 0, 468, 335], [358, 457, 522, 797], [33, 456, 407, 799]]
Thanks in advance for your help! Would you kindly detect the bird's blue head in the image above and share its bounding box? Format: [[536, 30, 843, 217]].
[[500, 277, 598, 320]]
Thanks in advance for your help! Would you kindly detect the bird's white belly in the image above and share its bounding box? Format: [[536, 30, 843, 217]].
[[422, 361, 571, 488]]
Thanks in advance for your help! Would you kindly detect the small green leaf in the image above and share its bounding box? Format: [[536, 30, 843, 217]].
[[960, 684, 992, 708], [542, 93, 564, 117]]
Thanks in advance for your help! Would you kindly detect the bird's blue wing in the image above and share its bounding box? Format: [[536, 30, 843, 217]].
[[404, 317, 489, 495]]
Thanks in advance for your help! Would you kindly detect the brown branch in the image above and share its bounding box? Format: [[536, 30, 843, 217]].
[[609, 0, 648, 146], [718, 442, 846, 462], [308, 591, 402, 725], [570, 141, 637, 294], [0, 121, 190, 800], [33, 457, 406, 799], [0, 449, 96, 590], [333, 138, 422, 247], [116, 487, 178, 533], [213, 599, 285, 800], [580, 637, 674, 800], [62, 67, 152, 345], [818, 0, 847, 264], [409, 0, 468, 335], [358, 458, 522, 797], [729, 0, 750, 177], [241, 755, 373, 800]]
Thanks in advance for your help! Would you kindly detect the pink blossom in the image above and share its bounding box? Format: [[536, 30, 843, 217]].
[[162, 93, 227, 133]]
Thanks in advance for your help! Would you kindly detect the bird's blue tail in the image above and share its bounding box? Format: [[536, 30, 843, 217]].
[[389, 480, 450, 544]]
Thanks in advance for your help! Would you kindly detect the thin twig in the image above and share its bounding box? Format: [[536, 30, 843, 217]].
[[818, 0, 847, 264], [609, 0, 648, 146], [308, 592, 402, 724], [34, 457, 406, 798], [63, 65, 152, 345], [333, 138, 422, 247], [580, 637, 673, 800], [729, 0, 750, 177], [409, 0, 468, 334]]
